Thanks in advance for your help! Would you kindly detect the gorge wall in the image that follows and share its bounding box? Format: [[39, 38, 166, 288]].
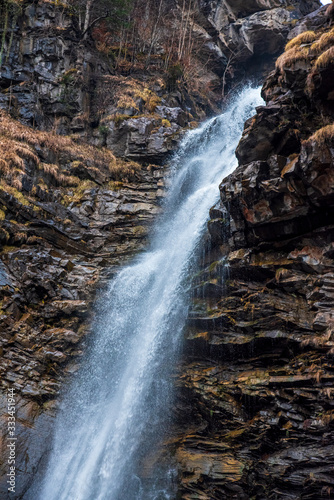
[[0, 0, 331, 498], [173, 5, 334, 500]]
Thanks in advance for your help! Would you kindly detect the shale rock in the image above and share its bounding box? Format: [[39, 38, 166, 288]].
[[0, 113, 166, 498], [173, 11, 334, 500]]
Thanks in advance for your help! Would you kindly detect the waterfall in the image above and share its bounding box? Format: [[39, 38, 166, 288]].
[[37, 87, 263, 500]]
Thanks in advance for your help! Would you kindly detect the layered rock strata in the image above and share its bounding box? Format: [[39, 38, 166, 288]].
[[0, 0, 327, 498], [0, 0, 320, 158], [174, 9, 334, 500], [0, 112, 165, 498]]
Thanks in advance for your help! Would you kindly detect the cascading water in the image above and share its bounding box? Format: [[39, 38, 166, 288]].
[[37, 87, 263, 500]]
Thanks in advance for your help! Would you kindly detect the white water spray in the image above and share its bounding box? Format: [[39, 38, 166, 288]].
[[38, 87, 263, 500]]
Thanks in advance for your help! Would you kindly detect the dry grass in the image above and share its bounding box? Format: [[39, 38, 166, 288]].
[[39, 163, 80, 187], [0, 180, 30, 206], [304, 124, 334, 146], [13, 232, 27, 244], [315, 46, 334, 68], [108, 159, 141, 180], [61, 180, 97, 206], [26, 235, 43, 244], [96, 75, 162, 118], [277, 24, 334, 98], [276, 46, 310, 71], [0, 137, 38, 180], [135, 88, 161, 113], [0, 110, 141, 203], [116, 84, 161, 113], [285, 31, 317, 51], [0, 111, 117, 169], [311, 29, 334, 54], [117, 95, 139, 111]]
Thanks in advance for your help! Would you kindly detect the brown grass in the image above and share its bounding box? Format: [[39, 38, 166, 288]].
[[96, 75, 162, 117], [315, 46, 334, 68], [285, 31, 317, 51], [0, 137, 38, 174], [117, 95, 139, 111], [39, 163, 79, 187], [311, 29, 334, 54], [276, 46, 310, 71], [0, 180, 30, 206], [26, 235, 43, 244], [304, 124, 334, 145], [277, 25, 334, 95], [0, 111, 116, 169], [0, 110, 141, 202], [108, 159, 141, 180]]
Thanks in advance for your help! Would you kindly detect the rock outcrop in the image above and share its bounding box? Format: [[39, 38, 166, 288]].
[[0, 111, 165, 498], [0, 0, 320, 161], [0, 0, 327, 498], [174, 8, 334, 499]]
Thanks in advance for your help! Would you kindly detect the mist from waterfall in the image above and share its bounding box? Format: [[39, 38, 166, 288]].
[[37, 87, 263, 500]]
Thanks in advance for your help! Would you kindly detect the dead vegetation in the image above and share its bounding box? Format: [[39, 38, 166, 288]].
[[276, 22, 334, 99], [304, 124, 334, 146], [315, 46, 334, 68], [276, 45, 310, 71], [94, 75, 164, 122], [285, 31, 317, 51], [0, 110, 141, 204], [311, 28, 334, 54]]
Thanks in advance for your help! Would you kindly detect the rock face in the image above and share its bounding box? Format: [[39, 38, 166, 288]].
[[173, 9, 334, 500], [0, 111, 166, 498], [0, 0, 326, 498], [0, 0, 320, 159]]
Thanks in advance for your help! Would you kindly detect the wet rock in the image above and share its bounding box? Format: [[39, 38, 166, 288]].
[[174, 9, 334, 500], [0, 117, 167, 497]]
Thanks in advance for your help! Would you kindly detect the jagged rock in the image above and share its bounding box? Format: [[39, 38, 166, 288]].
[[106, 117, 183, 163], [173, 10, 334, 500], [0, 0, 319, 140], [0, 114, 167, 496], [0, 0, 326, 498]]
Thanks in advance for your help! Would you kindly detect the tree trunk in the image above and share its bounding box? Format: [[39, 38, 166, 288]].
[[83, 0, 93, 38]]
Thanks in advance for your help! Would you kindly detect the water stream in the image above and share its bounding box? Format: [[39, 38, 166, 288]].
[[38, 86, 263, 500]]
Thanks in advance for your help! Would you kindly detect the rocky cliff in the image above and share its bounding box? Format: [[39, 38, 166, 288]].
[[0, 0, 319, 159], [173, 5, 334, 499], [0, 110, 166, 497], [0, 0, 328, 498]]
